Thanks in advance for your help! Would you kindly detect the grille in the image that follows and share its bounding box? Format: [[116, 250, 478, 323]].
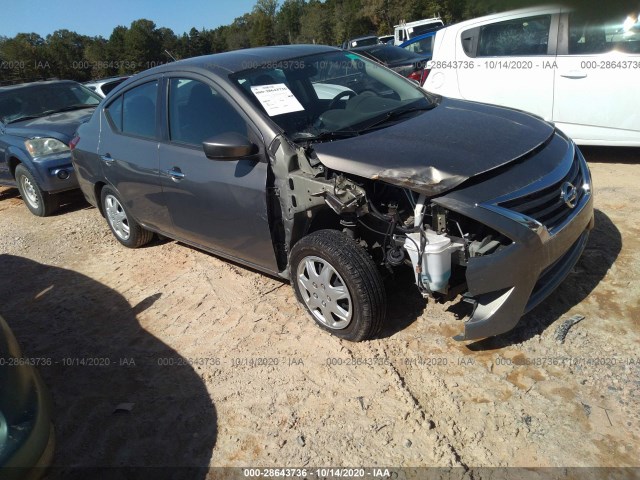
[[498, 152, 585, 231]]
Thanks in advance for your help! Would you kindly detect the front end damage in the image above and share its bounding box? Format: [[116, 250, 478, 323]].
[[266, 125, 595, 341]]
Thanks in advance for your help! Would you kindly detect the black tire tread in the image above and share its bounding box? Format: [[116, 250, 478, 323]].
[[100, 186, 154, 248], [290, 229, 386, 342], [14, 164, 59, 217]]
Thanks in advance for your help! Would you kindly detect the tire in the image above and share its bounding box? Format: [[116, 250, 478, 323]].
[[14, 164, 59, 217], [100, 186, 153, 248], [290, 229, 386, 342]]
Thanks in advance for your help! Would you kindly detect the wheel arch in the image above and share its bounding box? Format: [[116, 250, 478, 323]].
[[94, 181, 108, 217], [8, 156, 21, 178], [289, 207, 343, 255]]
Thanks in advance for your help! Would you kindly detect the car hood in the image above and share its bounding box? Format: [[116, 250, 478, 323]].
[[4, 108, 95, 142], [312, 97, 555, 196]]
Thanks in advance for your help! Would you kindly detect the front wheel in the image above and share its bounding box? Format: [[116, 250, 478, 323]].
[[100, 186, 153, 248], [14, 164, 59, 217], [290, 230, 386, 342]]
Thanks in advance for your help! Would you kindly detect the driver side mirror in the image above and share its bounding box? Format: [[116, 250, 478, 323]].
[[202, 132, 259, 160]]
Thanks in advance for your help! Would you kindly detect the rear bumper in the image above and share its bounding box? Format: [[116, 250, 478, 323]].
[[445, 146, 594, 341]]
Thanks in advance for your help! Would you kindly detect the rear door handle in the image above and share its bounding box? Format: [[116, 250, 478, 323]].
[[165, 167, 185, 181], [100, 154, 115, 165], [560, 71, 587, 79]]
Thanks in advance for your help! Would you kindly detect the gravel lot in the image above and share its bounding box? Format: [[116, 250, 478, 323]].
[[0, 147, 639, 476]]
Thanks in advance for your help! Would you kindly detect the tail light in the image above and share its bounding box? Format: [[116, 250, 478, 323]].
[[69, 135, 80, 151], [408, 68, 431, 87], [421, 68, 431, 86], [408, 70, 423, 83]]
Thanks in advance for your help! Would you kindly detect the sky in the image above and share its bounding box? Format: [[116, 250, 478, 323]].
[[0, 0, 260, 38]]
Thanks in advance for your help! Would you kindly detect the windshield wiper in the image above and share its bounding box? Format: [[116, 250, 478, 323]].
[[357, 103, 436, 133], [292, 129, 360, 144], [43, 104, 98, 114], [4, 104, 98, 124], [4, 113, 52, 124]]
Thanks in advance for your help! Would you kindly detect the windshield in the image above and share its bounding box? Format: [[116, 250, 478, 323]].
[[231, 50, 433, 142], [0, 82, 101, 124]]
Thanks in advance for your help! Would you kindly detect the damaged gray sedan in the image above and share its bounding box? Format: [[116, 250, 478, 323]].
[[71, 45, 594, 342]]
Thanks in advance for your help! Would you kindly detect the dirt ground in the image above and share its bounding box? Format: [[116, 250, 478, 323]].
[[0, 147, 639, 476]]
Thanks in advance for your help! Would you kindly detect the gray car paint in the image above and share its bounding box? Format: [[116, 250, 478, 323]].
[[89, 72, 279, 273], [312, 97, 555, 196], [72, 45, 594, 340], [433, 133, 593, 339]]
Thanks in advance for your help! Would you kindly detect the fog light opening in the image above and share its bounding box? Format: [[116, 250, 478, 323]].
[[56, 169, 69, 180]]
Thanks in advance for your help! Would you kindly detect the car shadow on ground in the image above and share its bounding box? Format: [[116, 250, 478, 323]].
[[580, 146, 639, 164], [55, 190, 92, 216], [377, 268, 427, 338], [0, 254, 217, 479], [0, 186, 20, 200], [0, 187, 91, 216], [466, 208, 621, 351]]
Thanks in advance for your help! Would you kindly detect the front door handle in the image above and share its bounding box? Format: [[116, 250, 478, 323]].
[[560, 71, 587, 79], [100, 154, 115, 165], [165, 167, 185, 182]]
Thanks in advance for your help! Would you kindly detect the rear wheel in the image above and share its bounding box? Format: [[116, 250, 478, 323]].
[[100, 186, 153, 248], [14, 164, 59, 217], [290, 229, 386, 342]]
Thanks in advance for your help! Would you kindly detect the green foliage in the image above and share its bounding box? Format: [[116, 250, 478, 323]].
[[0, 0, 510, 85]]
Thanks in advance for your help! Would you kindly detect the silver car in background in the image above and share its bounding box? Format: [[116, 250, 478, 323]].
[[84, 76, 129, 98]]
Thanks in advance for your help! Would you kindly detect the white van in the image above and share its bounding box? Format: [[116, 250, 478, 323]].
[[422, 5, 640, 146]]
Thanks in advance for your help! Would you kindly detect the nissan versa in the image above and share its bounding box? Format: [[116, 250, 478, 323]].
[[71, 45, 594, 342]]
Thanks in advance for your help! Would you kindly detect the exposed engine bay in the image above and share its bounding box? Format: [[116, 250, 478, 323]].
[[268, 136, 510, 302]]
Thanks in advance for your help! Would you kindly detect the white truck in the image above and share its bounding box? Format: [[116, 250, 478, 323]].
[[394, 16, 444, 45]]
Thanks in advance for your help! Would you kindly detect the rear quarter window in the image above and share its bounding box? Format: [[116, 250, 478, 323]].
[[105, 95, 123, 131]]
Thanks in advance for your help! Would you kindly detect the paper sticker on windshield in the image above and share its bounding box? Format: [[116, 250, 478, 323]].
[[250, 83, 304, 117]]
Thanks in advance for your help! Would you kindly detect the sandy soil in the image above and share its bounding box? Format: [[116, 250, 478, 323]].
[[0, 147, 638, 477]]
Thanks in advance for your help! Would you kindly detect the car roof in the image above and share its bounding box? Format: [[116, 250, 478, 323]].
[[84, 76, 129, 85], [394, 16, 443, 29], [348, 35, 379, 41], [156, 44, 339, 75], [352, 44, 402, 53], [0, 80, 77, 92], [439, 5, 562, 31], [352, 45, 383, 52]]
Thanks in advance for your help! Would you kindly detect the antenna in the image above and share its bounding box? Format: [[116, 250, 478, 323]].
[[164, 50, 177, 62]]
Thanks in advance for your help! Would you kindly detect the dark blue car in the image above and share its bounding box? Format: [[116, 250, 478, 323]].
[[399, 29, 441, 57], [0, 81, 101, 216]]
